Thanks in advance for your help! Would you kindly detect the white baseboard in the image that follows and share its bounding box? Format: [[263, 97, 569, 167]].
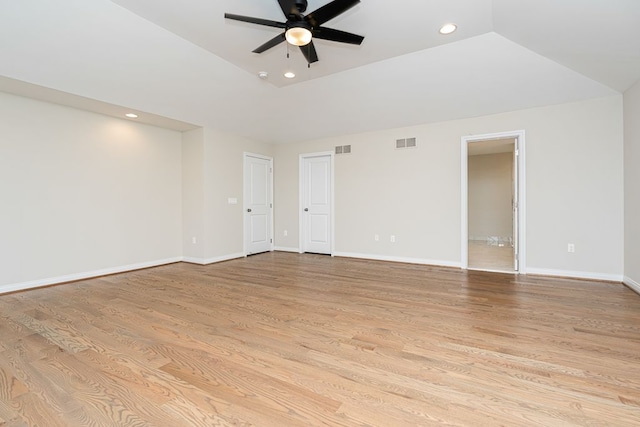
[[182, 252, 244, 265], [274, 246, 300, 253], [333, 251, 461, 268], [623, 276, 640, 295], [0, 257, 183, 295], [526, 267, 623, 282], [5, 253, 628, 296]]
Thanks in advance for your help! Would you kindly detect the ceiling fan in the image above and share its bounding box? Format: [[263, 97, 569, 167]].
[[224, 0, 364, 65]]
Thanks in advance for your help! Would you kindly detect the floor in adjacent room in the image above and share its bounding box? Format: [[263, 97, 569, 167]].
[[1, 252, 639, 426], [468, 239, 515, 272]]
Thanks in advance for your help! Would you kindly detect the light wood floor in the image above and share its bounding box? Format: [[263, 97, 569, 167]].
[[1, 253, 639, 426], [468, 240, 515, 272]]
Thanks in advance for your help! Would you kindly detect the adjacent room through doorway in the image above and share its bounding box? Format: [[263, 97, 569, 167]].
[[461, 131, 525, 274], [467, 138, 515, 272]]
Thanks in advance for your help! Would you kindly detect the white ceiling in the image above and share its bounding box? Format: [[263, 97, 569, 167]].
[[111, 0, 496, 88], [0, 0, 638, 144]]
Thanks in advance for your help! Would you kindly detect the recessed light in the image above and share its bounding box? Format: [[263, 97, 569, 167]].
[[258, 71, 268, 80], [284, 71, 296, 79], [439, 23, 457, 35], [125, 113, 138, 118]]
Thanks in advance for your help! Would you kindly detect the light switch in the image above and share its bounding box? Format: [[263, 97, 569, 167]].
[[228, 197, 238, 205]]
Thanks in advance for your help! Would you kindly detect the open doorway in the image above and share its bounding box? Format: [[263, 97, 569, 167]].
[[468, 139, 515, 271], [461, 131, 526, 273]]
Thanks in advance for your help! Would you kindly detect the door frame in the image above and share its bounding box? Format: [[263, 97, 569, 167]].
[[299, 151, 335, 255], [243, 152, 274, 256], [460, 130, 526, 273]]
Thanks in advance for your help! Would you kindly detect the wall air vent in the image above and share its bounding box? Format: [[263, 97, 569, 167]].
[[335, 145, 351, 155], [396, 137, 417, 149]]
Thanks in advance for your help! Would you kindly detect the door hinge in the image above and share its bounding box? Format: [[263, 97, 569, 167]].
[[270, 238, 273, 243], [515, 149, 519, 156], [270, 203, 273, 208]]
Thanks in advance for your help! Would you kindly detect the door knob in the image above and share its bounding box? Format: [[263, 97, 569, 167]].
[[304, 208, 309, 211], [247, 208, 252, 212]]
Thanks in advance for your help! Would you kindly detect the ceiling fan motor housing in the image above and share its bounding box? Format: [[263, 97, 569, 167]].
[[294, 0, 308, 14]]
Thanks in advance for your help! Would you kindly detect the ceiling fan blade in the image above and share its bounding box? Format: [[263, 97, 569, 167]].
[[306, 0, 360, 27], [253, 33, 286, 53], [300, 41, 319, 64], [224, 13, 286, 29], [313, 27, 364, 45], [278, 0, 302, 19]]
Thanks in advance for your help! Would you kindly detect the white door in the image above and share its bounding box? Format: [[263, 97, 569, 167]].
[[300, 154, 332, 254], [243, 154, 273, 255]]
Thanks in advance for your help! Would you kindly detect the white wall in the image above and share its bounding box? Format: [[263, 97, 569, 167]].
[[274, 96, 624, 279], [1, 90, 627, 290], [182, 128, 205, 261], [624, 80, 640, 292], [181, 127, 273, 263], [468, 152, 513, 241], [0, 92, 182, 292], [0, 92, 275, 291]]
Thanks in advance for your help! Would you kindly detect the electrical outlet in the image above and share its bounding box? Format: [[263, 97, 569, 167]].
[[284, 230, 288, 237], [390, 235, 396, 243], [568, 243, 575, 253], [192, 237, 197, 244], [374, 234, 379, 241]]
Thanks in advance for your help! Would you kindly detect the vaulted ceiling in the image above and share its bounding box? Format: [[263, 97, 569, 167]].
[[1, 0, 639, 143]]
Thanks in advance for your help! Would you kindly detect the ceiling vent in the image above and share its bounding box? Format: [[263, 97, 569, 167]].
[[396, 137, 417, 149], [335, 145, 351, 155]]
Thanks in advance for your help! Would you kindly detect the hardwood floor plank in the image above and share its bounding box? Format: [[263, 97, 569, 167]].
[[1, 347, 84, 419], [159, 395, 241, 427], [10, 393, 69, 427], [1, 252, 640, 426], [0, 360, 29, 402], [0, 398, 27, 427], [31, 350, 167, 426]]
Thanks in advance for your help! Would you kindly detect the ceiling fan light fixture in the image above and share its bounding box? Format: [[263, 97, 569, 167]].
[[439, 23, 457, 35], [224, 0, 364, 65], [285, 26, 312, 46]]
